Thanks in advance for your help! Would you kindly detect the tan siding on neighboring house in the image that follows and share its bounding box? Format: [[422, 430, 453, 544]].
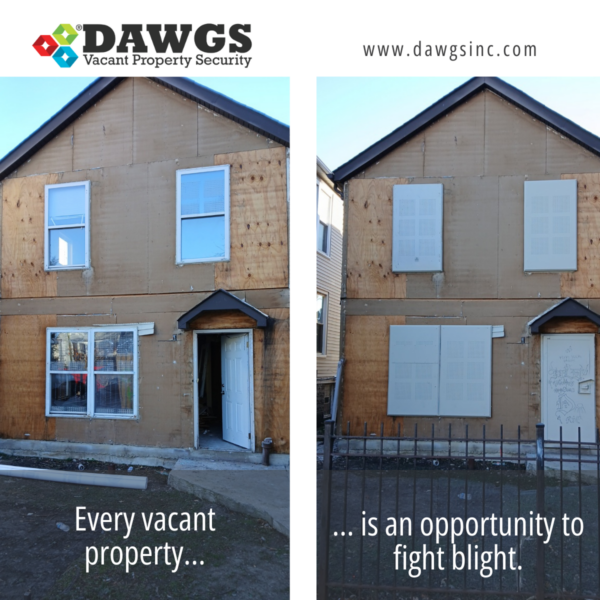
[[317, 177, 343, 380]]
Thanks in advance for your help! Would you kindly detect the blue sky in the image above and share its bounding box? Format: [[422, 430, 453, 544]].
[[0, 77, 289, 160], [317, 77, 600, 171]]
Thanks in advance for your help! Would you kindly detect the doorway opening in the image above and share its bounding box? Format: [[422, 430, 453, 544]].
[[194, 329, 254, 451]]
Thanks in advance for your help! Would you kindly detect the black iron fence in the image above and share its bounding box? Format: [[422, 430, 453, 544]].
[[317, 422, 600, 599]]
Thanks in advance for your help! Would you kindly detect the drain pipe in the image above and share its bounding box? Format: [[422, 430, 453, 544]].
[[261, 437, 273, 466], [0, 464, 147, 490]]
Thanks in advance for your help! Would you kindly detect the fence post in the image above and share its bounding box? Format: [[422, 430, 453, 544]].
[[318, 419, 334, 599], [536, 423, 545, 600]]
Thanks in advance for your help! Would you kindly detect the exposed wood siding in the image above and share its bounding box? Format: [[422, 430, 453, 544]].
[[346, 178, 407, 299], [0, 315, 57, 440], [561, 173, 600, 298], [214, 147, 288, 290], [317, 178, 343, 380], [1, 174, 58, 298]]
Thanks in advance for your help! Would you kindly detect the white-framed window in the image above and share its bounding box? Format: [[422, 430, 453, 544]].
[[44, 181, 90, 270], [176, 165, 230, 264], [392, 183, 443, 272], [317, 182, 332, 256], [387, 325, 492, 417], [317, 292, 328, 355], [524, 179, 577, 272], [46, 326, 138, 419]]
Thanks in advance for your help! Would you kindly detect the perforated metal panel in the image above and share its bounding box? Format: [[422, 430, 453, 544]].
[[524, 179, 577, 272], [438, 326, 492, 417], [392, 184, 443, 272], [387, 326, 440, 416]]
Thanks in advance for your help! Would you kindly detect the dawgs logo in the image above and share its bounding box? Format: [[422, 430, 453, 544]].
[[32, 24, 79, 68]]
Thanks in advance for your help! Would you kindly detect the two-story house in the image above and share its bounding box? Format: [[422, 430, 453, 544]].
[[317, 158, 343, 423], [0, 77, 290, 458], [330, 77, 600, 443]]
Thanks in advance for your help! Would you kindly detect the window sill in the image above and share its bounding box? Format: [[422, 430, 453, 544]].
[[47, 413, 138, 420], [176, 257, 230, 265], [46, 265, 90, 272], [317, 250, 331, 259]]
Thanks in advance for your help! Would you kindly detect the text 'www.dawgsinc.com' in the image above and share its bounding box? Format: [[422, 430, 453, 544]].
[[363, 42, 537, 61]]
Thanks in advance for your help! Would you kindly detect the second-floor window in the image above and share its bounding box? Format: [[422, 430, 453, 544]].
[[44, 181, 90, 270], [176, 165, 230, 264], [392, 183, 443, 272], [317, 184, 332, 255]]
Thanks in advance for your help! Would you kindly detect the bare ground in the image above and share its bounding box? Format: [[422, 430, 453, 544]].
[[0, 455, 289, 600]]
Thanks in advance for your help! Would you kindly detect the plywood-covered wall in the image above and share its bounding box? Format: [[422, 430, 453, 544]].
[[341, 88, 600, 438], [0, 78, 289, 453], [1, 79, 287, 299]]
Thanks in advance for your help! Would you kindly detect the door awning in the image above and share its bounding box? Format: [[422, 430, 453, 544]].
[[177, 289, 269, 330], [528, 297, 600, 333]]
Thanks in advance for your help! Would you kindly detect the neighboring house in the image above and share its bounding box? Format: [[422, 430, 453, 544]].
[[330, 77, 600, 443], [317, 158, 343, 421], [0, 77, 290, 455]]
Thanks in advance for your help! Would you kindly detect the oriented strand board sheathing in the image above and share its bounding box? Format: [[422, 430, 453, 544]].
[[424, 92, 485, 177], [197, 105, 279, 157], [498, 175, 561, 299], [189, 309, 257, 330], [1, 175, 58, 298], [147, 157, 216, 294], [259, 308, 289, 453], [342, 316, 405, 436], [484, 91, 547, 177], [14, 127, 73, 177], [133, 79, 198, 164], [73, 78, 134, 171], [539, 317, 598, 334], [346, 178, 407, 299], [252, 328, 265, 450], [561, 173, 600, 298], [0, 315, 57, 440], [214, 147, 288, 290]]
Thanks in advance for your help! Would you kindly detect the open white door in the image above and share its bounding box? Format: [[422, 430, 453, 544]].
[[542, 334, 596, 443], [221, 333, 251, 449]]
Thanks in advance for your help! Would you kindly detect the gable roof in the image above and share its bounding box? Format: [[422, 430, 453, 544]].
[[330, 77, 600, 184], [177, 289, 269, 330], [0, 77, 289, 181], [528, 297, 600, 333]]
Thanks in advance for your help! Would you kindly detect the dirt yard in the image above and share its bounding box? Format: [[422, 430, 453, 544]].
[[0, 455, 289, 600]]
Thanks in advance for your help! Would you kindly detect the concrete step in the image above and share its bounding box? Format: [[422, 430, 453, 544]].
[[168, 458, 289, 537]]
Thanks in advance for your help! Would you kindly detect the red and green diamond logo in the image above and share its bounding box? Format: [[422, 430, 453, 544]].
[[32, 24, 79, 68]]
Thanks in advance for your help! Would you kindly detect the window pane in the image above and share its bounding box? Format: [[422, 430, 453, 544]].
[[318, 222, 329, 253], [181, 216, 225, 260], [49, 228, 85, 267], [317, 324, 324, 354], [48, 185, 86, 226], [181, 170, 225, 216], [318, 191, 331, 222], [94, 332, 134, 372], [50, 332, 88, 371], [49, 374, 87, 414], [94, 374, 134, 415], [317, 295, 325, 324]]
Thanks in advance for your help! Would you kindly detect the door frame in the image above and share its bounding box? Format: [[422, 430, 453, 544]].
[[193, 329, 255, 451], [541, 333, 596, 441]]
